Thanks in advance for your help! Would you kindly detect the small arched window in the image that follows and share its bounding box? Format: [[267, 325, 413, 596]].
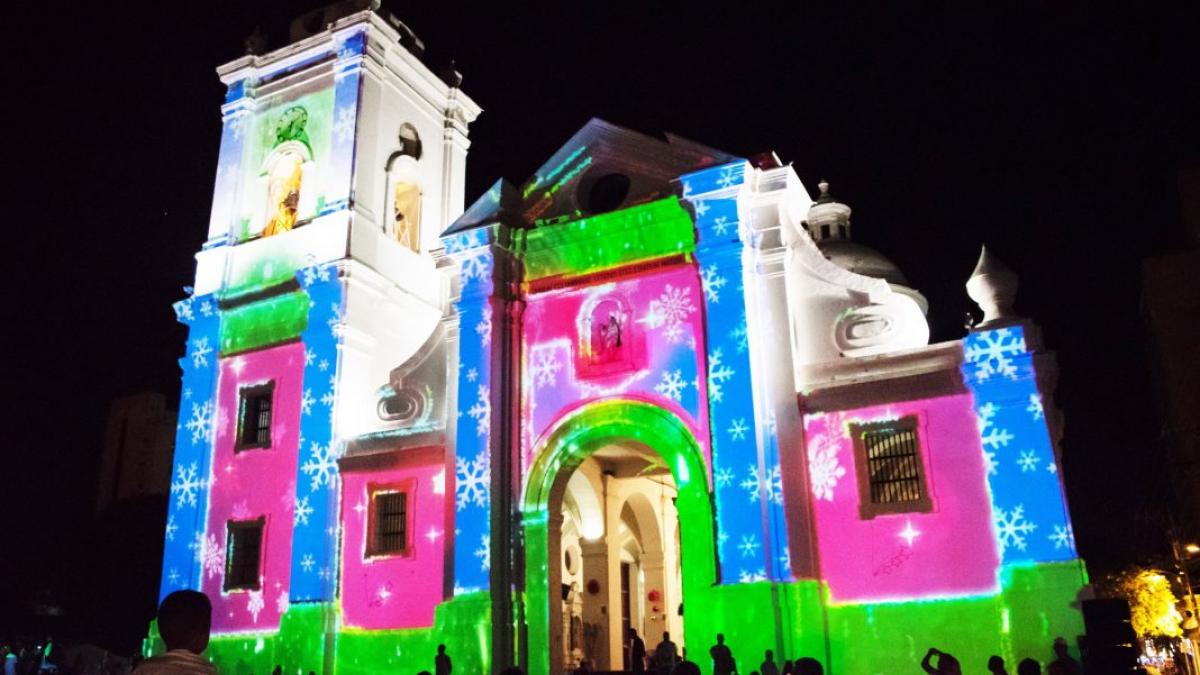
[[384, 123, 423, 253]]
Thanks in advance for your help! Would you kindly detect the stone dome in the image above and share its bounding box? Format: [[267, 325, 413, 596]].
[[816, 239, 910, 287]]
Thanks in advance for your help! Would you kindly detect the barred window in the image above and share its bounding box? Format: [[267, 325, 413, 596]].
[[368, 491, 408, 557], [237, 383, 274, 450], [225, 518, 264, 591], [851, 417, 933, 518]]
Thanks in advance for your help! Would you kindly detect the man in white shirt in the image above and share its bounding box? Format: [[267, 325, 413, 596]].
[[134, 590, 217, 674]]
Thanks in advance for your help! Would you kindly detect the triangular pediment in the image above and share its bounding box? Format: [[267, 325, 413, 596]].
[[519, 118, 736, 226]]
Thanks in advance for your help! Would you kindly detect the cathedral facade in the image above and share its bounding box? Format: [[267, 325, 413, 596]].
[[155, 7, 1087, 674]]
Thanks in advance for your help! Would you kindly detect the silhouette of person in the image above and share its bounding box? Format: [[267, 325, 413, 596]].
[[133, 590, 216, 674], [795, 657, 823, 675], [709, 633, 735, 675], [1048, 638, 1080, 675], [781, 660, 794, 675], [654, 632, 679, 674], [672, 661, 701, 675], [920, 648, 961, 675], [1015, 659, 1040, 675], [988, 655, 1009, 674], [435, 644, 452, 675], [628, 628, 646, 673], [760, 649, 780, 675]]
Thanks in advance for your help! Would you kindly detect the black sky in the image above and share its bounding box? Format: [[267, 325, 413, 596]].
[[5, 1, 1199, 604]]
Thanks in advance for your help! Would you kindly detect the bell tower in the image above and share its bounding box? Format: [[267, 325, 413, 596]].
[[160, 0, 480, 649]]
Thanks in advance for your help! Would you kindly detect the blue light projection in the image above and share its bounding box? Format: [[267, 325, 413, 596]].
[[159, 292, 220, 601], [288, 264, 345, 601], [962, 326, 1077, 564], [684, 161, 791, 583], [444, 229, 496, 593]]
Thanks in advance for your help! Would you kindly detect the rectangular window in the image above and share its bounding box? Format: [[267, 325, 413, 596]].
[[368, 491, 408, 557], [224, 518, 265, 591], [851, 417, 933, 519], [237, 382, 274, 450]]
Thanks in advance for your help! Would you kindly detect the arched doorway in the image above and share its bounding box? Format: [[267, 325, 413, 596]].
[[523, 400, 717, 675]]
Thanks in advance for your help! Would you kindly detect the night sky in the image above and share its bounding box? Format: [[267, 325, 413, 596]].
[[5, 0, 1198, 636]]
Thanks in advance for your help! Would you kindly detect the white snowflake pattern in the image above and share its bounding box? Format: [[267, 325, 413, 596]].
[[320, 374, 337, 407], [326, 303, 345, 338], [728, 418, 750, 441], [171, 462, 207, 508], [712, 216, 732, 237], [716, 167, 737, 189], [465, 367, 478, 383], [700, 265, 728, 303], [228, 116, 244, 141], [475, 534, 491, 571], [456, 450, 490, 511], [475, 310, 492, 348], [738, 569, 767, 583], [190, 337, 213, 368], [166, 568, 181, 586], [246, 589, 265, 623], [807, 434, 846, 502], [300, 554, 315, 573], [300, 388, 315, 416], [165, 515, 178, 541], [531, 348, 563, 388], [640, 284, 697, 343], [1017, 450, 1041, 473], [194, 532, 224, 580], [333, 106, 356, 144], [761, 464, 783, 505], [707, 348, 736, 403], [1049, 524, 1075, 550], [199, 300, 213, 317], [446, 232, 490, 284], [729, 315, 748, 353], [994, 505, 1038, 555], [1027, 393, 1044, 420], [738, 534, 760, 558], [276, 591, 290, 615], [654, 370, 688, 402], [294, 496, 313, 526], [693, 199, 710, 218], [964, 328, 1026, 381], [976, 402, 1014, 452], [467, 385, 491, 436], [715, 467, 734, 488], [185, 401, 214, 445], [740, 464, 761, 502], [301, 442, 340, 491], [175, 298, 194, 322]]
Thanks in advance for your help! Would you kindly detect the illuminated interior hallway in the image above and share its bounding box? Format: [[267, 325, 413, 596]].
[[551, 445, 683, 673]]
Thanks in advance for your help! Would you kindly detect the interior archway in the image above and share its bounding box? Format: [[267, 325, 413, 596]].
[[523, 400, 716, 675]]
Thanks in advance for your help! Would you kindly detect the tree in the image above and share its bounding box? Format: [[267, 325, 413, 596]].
[[1116, 568, 1184, 639]]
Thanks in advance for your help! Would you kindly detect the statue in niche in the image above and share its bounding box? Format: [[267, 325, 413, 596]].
[[263, 151, 303, 236], [589, 298, 629, 366], [388, 180, 422, 252]]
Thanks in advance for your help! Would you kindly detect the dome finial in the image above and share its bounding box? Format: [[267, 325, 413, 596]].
[[806, 179, 850, 242], [966, 245, 1019, 326]]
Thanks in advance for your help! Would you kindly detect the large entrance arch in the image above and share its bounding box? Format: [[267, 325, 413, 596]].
[[523, 400, 717, 675]]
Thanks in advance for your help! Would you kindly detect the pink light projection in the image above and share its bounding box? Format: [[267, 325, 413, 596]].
[[202, 343, 305, 633], [521, 264, 712, 476], [804, 395, 1000, 603], [340, 445, 447, 629]]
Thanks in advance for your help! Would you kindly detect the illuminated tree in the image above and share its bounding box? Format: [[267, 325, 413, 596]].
[[1116, 568, 1184, 638]]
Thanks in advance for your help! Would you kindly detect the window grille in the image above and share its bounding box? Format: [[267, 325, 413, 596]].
[[225, 519, 264, 591], [851, 417, 933, 518], [369, 491, 408, 556], [237, 383, 274, 450]]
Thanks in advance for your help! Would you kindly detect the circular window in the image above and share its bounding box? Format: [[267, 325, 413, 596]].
[[377, 386, 425, 424], [584, 173, 631, 214]]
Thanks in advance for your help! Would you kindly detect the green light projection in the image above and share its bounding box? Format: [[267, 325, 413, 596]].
[[520, 198, 695, 282]]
